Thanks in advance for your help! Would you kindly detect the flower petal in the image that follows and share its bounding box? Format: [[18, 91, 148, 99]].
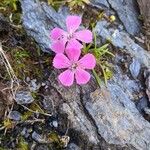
[[58, 69, 74, 86], [65, 47, 81, 62], [75, 68, 91, 85], [53, 54, 70, 69], [67, 38, 83, 50], [75, 29, 93, 43], [51, 40, 66, 53], [50, 27, 65, 40], [66, 16, 81, 32], [79, 54, 96, 69]]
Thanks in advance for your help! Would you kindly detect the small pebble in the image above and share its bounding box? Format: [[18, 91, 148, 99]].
[[29, 79, 41, 92], [52, 120, 58, 128], [21, 127, 30, 138], [8, 111, 21, 121], [67, 143, 81, 150], [32, 131, 45, 143], [129, 58, 141, 79], [137, 97, 148, 113], [15, 90, 34, 104]]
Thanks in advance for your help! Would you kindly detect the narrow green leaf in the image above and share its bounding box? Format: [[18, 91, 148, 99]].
[[92, 69, 101, 87]]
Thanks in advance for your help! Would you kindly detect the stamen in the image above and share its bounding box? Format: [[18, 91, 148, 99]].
[[67, 33, 74, 40], [70, 62, 78, 71]]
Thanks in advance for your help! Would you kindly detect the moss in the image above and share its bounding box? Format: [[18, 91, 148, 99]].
[[48, 132, 65, 149]]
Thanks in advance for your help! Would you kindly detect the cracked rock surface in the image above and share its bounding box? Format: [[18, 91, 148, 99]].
[[21, 0, 150, 149]]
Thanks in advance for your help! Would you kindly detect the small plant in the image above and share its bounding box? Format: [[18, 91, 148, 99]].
[[50, 15, 113, 87], [50, 15, 96, 86], [83, 27, 114, 85], [53, 49, 95, 86]]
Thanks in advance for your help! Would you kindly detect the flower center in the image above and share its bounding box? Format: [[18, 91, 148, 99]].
[[67, 32, 74, 40], [70, 62, 79, 71]]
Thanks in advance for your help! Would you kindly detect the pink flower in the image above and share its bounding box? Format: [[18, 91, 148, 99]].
[[53, 48, 96, 86], [50, 16, 93, 53]]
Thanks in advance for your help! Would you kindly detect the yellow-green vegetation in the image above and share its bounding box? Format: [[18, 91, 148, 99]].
[[47, 0, 90, 11], [17, 137, 29, 150], [0, 0, 44, 80], [3, 45, 45, 80], [67, 0, 90, 10], [48, 132, 68, 149], [3, 118, 15, 130], [0, 0, 21, 25], [0, 0, 19, 12]]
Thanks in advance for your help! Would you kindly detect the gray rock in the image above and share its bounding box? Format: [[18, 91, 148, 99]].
[[15, 90, 34, 104], [95, 20, 150, 68], [129, 58, 141, 79], [8, 111, 21, 121], [21, 127, 30, 138], [32, 131, 46, 143], [137, 97, 149, 113], [29, 79, 41, 92], [107, 0, 141, 35], [52, 120, 58, 128], [90, 0, 109, 9], [21, 0, 65, 53], [47, 70, 150, 150], [42, 95, 54, 113], [67, 143, 81, 150], [34, 144, 49, 150], [144, 108, 150, 116]]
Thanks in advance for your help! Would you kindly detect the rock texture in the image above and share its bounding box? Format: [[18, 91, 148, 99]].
[[15, 90, 34, 104], [21, 0, 150, 149], [21, 0, 65, 53], [91, 0, 141, 35], [107, 0, 141, 35], [90, 0, 109, 9], [94, 20, 150, 68]]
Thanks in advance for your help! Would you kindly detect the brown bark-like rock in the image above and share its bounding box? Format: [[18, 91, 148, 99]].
[[137, 0, 150, 50], [137, 0, 150, 24]]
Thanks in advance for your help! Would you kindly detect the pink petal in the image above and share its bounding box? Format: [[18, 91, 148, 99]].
[[75, 68, 91, 85], [50, 27, 65, 40], [79, 54, 96, 69], [53, 54, 70, 69], [75, 30, 93, 43], [66, 38, 83, 50], [66, 16, 81, 32], [58, 69, 74, 86], [51, 40, 66, 53], [65, 48, 81, 62]]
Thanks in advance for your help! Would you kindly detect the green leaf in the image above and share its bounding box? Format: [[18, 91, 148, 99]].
[[92, 69, 101, 87]]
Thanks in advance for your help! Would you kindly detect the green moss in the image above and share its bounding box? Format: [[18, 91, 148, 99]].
[[17, 137, 29, 150], [48, 132, 65, 149]]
